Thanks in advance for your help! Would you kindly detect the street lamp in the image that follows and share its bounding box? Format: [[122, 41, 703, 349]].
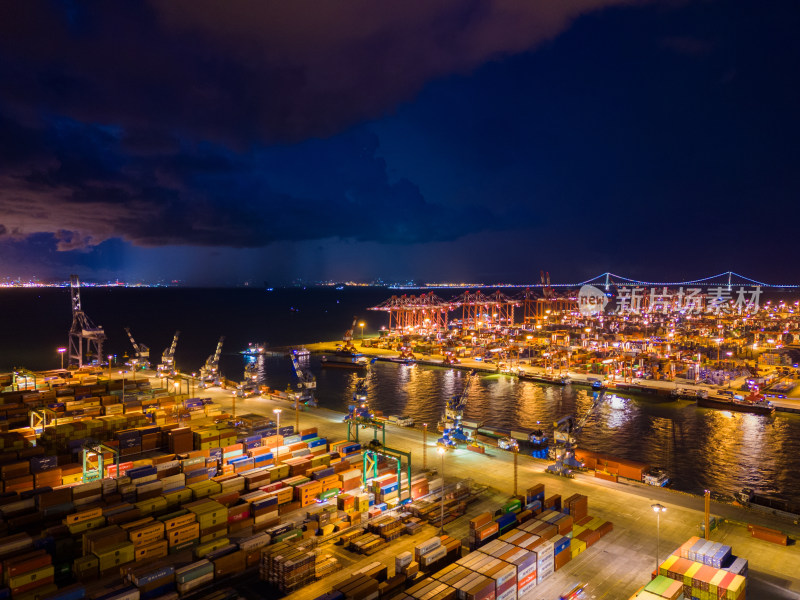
[[119, 370, 126, 401], [359, 322, 365, 340], [108, 355, 113, 379], [273, 409, 282, 466], [437, 447, 446, 534], [57, 347, 66, 370], [652, 503, 666, 573], [173, 381, 180, 396]]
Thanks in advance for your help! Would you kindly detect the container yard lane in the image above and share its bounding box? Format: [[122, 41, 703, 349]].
[[174, 373, 800, 599]]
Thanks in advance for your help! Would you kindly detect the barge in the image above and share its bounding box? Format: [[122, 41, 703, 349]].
[[320, 351, 369, 369], [697, 392, 775, 415]]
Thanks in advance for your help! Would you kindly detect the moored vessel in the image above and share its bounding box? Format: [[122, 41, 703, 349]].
[[697, 391, 774, 415], [320, 351, 369, 369]]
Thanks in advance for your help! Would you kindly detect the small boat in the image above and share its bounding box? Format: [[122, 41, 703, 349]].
[[241, 342, 268, 355], [498, 437, 519, 451], [291, 347, 311, 357], [589, 378, 607, 391], [644, 467, 670, 487], [320, 351, 369, 369]]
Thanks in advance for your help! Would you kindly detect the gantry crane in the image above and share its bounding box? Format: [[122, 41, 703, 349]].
[[68, 275, 106, 368], [437, 370, 477, 448], [291, 353, 317, 407], [199, 336, 225, 388], [157, 331, 180, 376], [124, 327, 150, 370], [546, 391, 606, 477]]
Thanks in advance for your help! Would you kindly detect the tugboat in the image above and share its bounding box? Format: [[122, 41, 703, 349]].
[[241, 342, 268, 355], [643, 467, 671, 487]]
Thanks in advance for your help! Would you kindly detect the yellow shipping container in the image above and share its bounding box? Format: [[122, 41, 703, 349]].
[[8, 565, 55, 590], [194, 537, 230, 558]]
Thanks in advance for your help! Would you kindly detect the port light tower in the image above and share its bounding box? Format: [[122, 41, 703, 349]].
[[68, 275, 106, 368]]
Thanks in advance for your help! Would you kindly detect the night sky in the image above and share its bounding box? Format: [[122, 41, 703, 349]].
[[1, 1, 799, 285]]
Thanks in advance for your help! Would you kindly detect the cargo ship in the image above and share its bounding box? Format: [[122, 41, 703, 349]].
[[320, 351, 369, 369], [696, 391, 774, 415]]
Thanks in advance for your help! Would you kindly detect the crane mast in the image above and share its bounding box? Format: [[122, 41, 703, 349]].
[[158, 331, 180, 376], [546, 391, 606, 477], [291, 354, 317, 407], [343, 317, 358, 352], [200, 336, 225, 387], [437, 370, 477, 448], [67, 275, 106, 368], [124, 327, 150, 369]]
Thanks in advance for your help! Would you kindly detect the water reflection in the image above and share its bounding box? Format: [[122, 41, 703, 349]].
[[253, 356, 800, 501]]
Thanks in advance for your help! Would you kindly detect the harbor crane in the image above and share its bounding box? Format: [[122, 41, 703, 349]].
[[546, 390, 606, 477], [342, 317, 358, 352], [290, 353, 317, 407], [199, 336, 225, 388], [345, 366, 385, 445], [438, 370, 477, 448], [157, 331, 180, 376], [67, 274, 106, 368], [124, 327, 150, 370]]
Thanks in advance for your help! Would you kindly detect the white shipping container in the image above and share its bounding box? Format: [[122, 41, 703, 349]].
[[416, 536, 442, 556], [177, 572, 214, 594], [396, 551, 413, 569], [421, 546, 448, 567]]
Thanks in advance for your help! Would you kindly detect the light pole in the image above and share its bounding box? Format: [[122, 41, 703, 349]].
[[359, 322, 365, 341], [422, 423, 428, 470], [191, 373, 196, 398], [652, 503, 666, 573], [273, 408, 282, 466], [173, 381, 180, 396], [437, 447, 446, 534], [119, 370, 126, 401], [108, 355, 113, 379], [57, 347, 66, 370]]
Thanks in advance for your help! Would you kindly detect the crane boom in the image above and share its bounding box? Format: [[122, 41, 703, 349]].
[[547, 391, 606, 477], [124, 327, 150, 368], [157, 331, 179, 376], [199, 336, 225, 387], [291, 353, 317, 406]]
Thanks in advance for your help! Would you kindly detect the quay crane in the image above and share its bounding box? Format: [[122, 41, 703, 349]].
[[199, 336, 225, 388], [437, 370, 478, 448], [158, 331, 180, 376], [546, 390, 606, 478], [124, 327, 150, 370], [67, 274, 106, 368], [290, 354, 317, 407]]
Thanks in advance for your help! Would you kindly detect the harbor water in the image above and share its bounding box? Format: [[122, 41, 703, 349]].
[[1, 286, 800, 502]]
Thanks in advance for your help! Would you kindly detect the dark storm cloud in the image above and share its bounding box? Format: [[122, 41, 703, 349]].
[[0, 110, 499, 249], [0, 0, 640, 144], [0, 0, 639, 253]]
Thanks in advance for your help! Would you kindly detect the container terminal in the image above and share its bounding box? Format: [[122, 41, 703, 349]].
[[1, 366, 799, 600], [1, 276, 800, 600]]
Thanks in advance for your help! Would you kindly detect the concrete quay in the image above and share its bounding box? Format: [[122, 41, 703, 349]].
[[166, 375, 800, 599], [303, 340, 800, 414]]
